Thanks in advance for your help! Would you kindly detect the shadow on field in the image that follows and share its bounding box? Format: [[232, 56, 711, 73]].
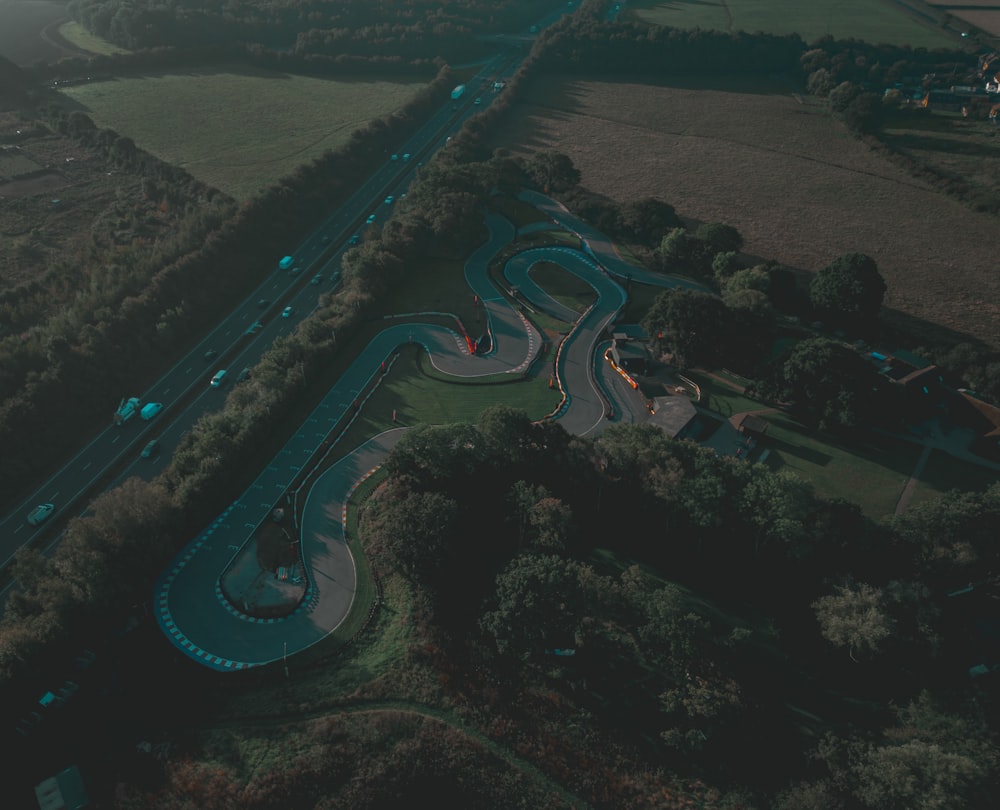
[[880, 306, 996, 352], [767, 435, 833, 466], [887, 132, 1000, 159]]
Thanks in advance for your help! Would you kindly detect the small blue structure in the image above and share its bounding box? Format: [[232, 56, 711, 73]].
[[278, 256, 294, 271]]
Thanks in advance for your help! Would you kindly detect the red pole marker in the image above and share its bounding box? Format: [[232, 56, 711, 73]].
[[392, 409, 397, 423], [381, 361, 386, 374]]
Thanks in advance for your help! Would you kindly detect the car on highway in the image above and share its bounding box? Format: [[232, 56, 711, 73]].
[[140, 440, 160, 459], [257, 298, 269, 308], [203, 349, 217, 362], [402, 153, 410, 161], [27, 503, 55, 527], [366, 213, 376, 224], [391, 153, 399, 161], [210, 369, 228, 388], [474, 97, 482, 105], [282, 306, 294, 318], [246, 320, 263, 335], [384, 195, 394, 205], [349, 233, 360, 245], [321, 235, 330, 244], [311, 274, 322, 285]]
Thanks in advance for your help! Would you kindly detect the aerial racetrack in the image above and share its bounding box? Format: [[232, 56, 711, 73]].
[[155, 193, 704, 670]]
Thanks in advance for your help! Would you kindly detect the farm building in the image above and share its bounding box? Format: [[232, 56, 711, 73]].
[[610, 324, 650, 375], [729, 412, 770, 438], [34, 765, 90, 809], [647, 395, 698, 440], [951, 392, 1000, 460]]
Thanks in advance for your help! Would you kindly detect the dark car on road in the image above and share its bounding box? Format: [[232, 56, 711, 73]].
[[27, 503, 55, 526]]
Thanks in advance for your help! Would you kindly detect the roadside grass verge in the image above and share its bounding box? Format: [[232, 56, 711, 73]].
[[518, 229, 581, 250], [528, 260, 597, 315], [492, 197, 554, 227], [629, 0, 959, 48], [376, 251, 484, 331], [618, 281, 664, 324], [60, 68, 428, 200], [910, 448, 1000, 503], [57, 22, 130, 55]]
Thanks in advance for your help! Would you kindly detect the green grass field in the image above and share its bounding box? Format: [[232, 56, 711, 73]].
[[630, 0, 959, 48], [910, 448, 1000, 503], [685, 371, 921, 517], [334, 345, 561, 453], [57, 21, 130, 56], [758, 414, 920, 518], [60, 68, 428, 200], [528, 260, 597, 315]]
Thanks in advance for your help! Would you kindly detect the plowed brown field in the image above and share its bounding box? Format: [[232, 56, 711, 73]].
[[492, 74, 1000, 348]]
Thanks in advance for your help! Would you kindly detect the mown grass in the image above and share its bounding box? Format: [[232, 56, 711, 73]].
[[686, 371, 920, 517], [630, 0, 959, 48], [528, 260, 597, 315], [683, 370, 764, 416], [492, 197, 555, 227], [57, 21, 129, 55], [758, 414, 920, 518], [618, 281, 664, 324], [335, 345, 562, 452], [910, 449, 1000, 504], [60, 68, 428, 200]]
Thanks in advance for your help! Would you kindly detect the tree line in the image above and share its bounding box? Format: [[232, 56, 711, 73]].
[[0, 147, 546, 685], [0, 62, 455, 508], [67, 0, 557, 55], [355, 406, 1000, 807]]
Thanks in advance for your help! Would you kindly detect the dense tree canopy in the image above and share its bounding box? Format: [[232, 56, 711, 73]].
[[809, 252, 887, 330], [754, 337, 883, 429], [642, 289, 733, 369]]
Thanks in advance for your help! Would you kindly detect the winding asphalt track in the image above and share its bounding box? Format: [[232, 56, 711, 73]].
[[156, 197, 688, 670]]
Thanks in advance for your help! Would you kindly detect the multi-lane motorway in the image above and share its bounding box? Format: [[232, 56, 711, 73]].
[[0, 51, 518, 571], [154, 195, 703, 670]]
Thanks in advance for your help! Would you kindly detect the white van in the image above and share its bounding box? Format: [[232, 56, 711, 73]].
[[210, 370, 228, 388]]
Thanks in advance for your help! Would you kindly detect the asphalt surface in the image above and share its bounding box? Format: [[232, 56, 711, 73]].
[[156, 194, 702, 669], [0, 52, 519, 569]]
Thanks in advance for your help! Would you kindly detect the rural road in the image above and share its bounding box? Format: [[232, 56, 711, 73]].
[[156, 196, 690, 670]]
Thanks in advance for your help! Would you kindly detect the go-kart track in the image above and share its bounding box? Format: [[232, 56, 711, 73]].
[[155, 195, 702, 670]]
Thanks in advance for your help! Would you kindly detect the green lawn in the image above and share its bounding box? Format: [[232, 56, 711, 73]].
[[685, 371, 921, 517], [758, 415, 920, 518], [618, 281, 664, 324], [528, 260, 597, 315], [909, 449, 1000, 504], [57, 22, 130, 56], [376, 252, 485, 331], [60, 68, 428, 200], [683, 370, 762, 416], [630, 0, 959, 48], [334, 345, 562, 453]]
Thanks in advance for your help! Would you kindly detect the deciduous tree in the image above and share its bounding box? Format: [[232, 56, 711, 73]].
[[809, 253, 886, 329]]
